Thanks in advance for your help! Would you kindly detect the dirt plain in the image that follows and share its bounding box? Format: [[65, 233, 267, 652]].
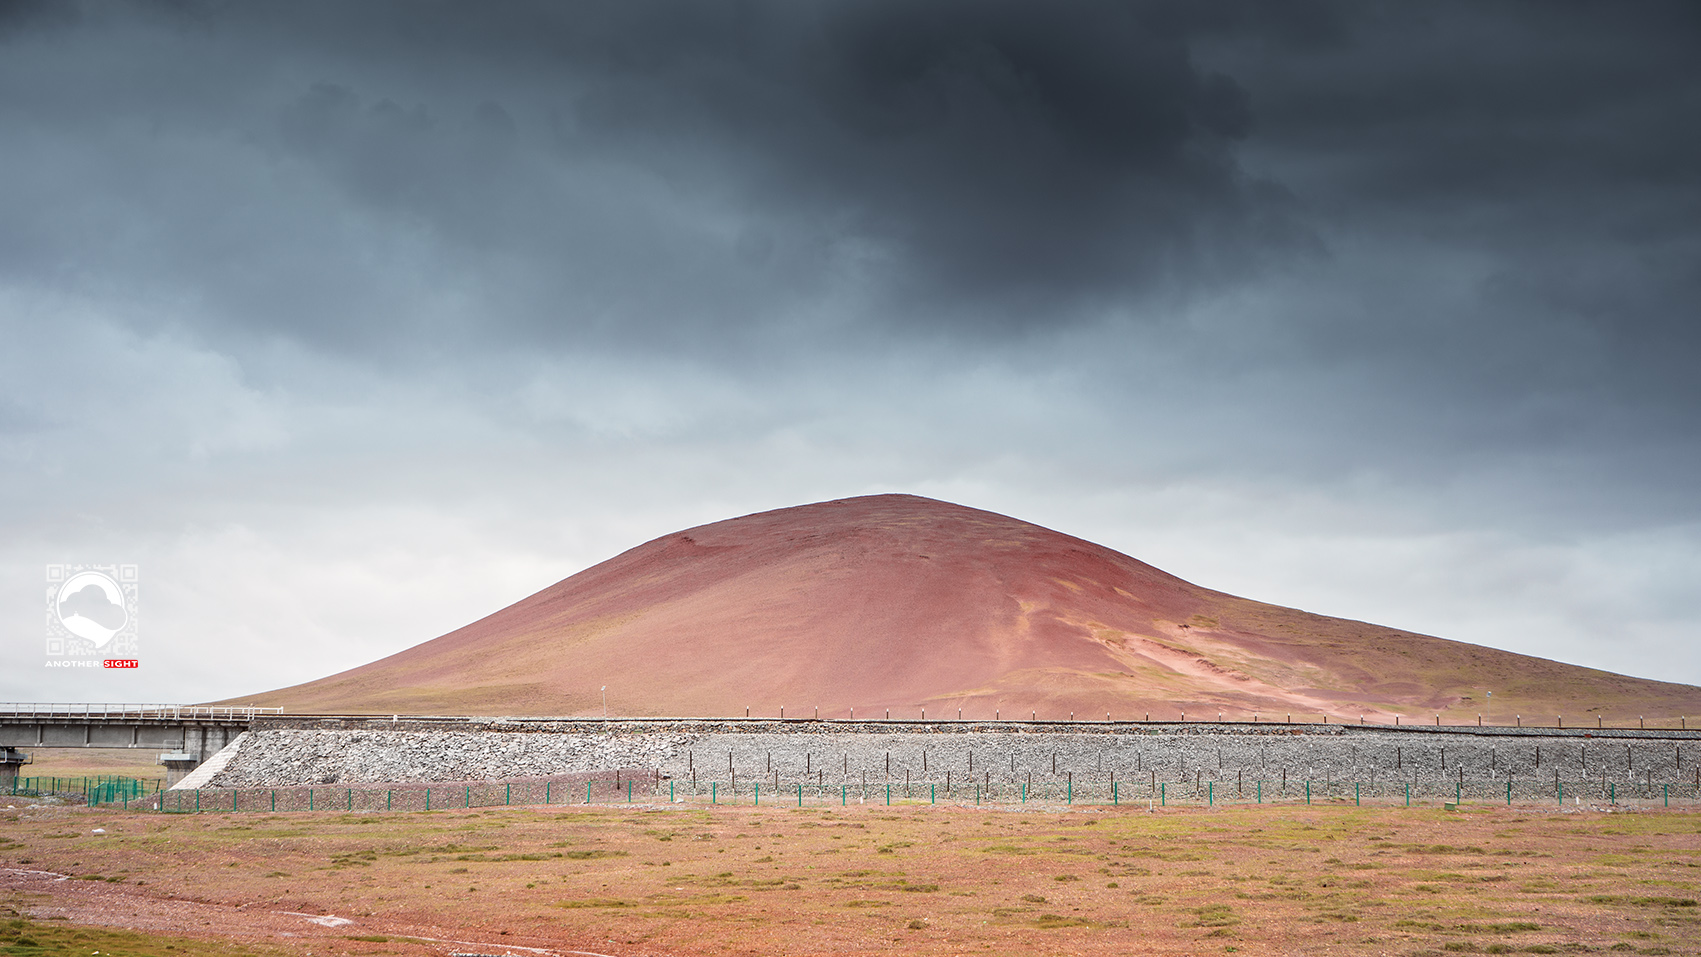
[[17, 748, 166, 785], [3, 794, 1699, 957]]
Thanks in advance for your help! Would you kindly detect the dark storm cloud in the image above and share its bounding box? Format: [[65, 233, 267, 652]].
[[0, 0, 1317, 353], [0, 0, 71, 32], [685, 0, 1275, 319], [1224, 1, 1701, 383], [0, 0, 1697, 400], [266, 0, 1288, 302]]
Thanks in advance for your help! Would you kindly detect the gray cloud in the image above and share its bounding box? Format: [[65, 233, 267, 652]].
[[2, 1, 1699, 699], [1217, 2, 1701, 411], [0, 0, 1324, 357]]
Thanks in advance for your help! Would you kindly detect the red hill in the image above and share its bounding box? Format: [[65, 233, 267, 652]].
[[230, 494, 1701, 722]]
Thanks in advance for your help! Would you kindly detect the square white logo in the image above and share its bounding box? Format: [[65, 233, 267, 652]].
[[46, 564, 139, 668]]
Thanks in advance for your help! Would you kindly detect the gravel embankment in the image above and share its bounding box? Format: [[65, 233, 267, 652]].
[[208, 724, 1700, 796], [207, 729, 692, 787]]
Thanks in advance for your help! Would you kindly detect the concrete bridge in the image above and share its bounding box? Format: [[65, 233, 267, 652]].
[[0, 703, 282, 787]]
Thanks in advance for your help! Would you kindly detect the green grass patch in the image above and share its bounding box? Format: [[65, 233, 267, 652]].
[[556, 897, 633, 908], [0, 914, 275, 957], [1181, 904, 1239, 928], [1585, 895, 1697, 908], [1032, 913, 1093, 928], [1452, 922, 1541, 934]]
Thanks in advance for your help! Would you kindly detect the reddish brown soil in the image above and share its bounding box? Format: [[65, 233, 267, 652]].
[[4, 799, 1698, 957], [222, 494, 1701, 722]]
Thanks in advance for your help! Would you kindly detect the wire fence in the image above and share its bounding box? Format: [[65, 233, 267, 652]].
[[8, 775, 162, 801], [101, 774, 1701, 814]]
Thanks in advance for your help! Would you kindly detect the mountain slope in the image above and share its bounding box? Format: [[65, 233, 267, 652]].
[[227, 494, 1701, 721]]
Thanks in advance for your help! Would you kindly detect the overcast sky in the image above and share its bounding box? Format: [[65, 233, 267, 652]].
[[5, 0, 1699, 705]]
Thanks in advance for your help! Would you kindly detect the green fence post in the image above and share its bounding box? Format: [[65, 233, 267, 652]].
[[1507, 781, 1512, 806], [1356, 783, 1360, 807], [754, 782, 759, 806], [798, 784, 803, 807], [1456, 782, 1462, 804], [931, 784, 936, 805], [349, 788, 353, 811], [546, 781, 552, 805], [1161, 783, 1166, 807], [507, 783, 511, 806], [1610, 782, 1615, 804], [712, 783, 717, 805], [842, 784, 846, 806], [1305, 781, 1310, 806], [387, 790, 392, 811], [195, 789, 201, 814], [670, 781, 675, 803], [1664, 784, 1668, 808], [587, 781, 592, 805], [1113, 782, 1117, 806], [1209, 782, 1214, 807], [309, 788, 313, 811], [426, 788, 431, 811], [1067, 780, 1072, 804], [1257, 781, 1262, 804], [466, 785, 471, 808], [1405, 784, 1410, 807], [628, 780, 632, 803], [272, 790, 276, 812], [1556, 782, 1561, 805], [886, 784, 891, 806], [1022, 783, 1027, 804]]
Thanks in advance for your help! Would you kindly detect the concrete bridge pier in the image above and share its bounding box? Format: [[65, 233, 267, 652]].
[[156, 727, 241, 787], [159, 750, 198, 789], [1, 748, 29, 789]]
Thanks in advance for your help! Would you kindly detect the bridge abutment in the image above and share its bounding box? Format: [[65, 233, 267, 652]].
[[1, 748, 29, 789], [159, 750, 199, 788]]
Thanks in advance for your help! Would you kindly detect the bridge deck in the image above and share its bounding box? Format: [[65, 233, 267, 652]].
[[0, 704, 277, 752]]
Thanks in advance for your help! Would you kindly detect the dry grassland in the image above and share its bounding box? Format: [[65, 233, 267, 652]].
[[16, 748, 166, 784], [2, 799, 1698, 957]]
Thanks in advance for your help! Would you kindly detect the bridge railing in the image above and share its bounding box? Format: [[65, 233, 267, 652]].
[[0, 703, 283, 721]]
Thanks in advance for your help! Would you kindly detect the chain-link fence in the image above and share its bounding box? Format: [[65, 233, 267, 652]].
[[8, 775, 161, 804]]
